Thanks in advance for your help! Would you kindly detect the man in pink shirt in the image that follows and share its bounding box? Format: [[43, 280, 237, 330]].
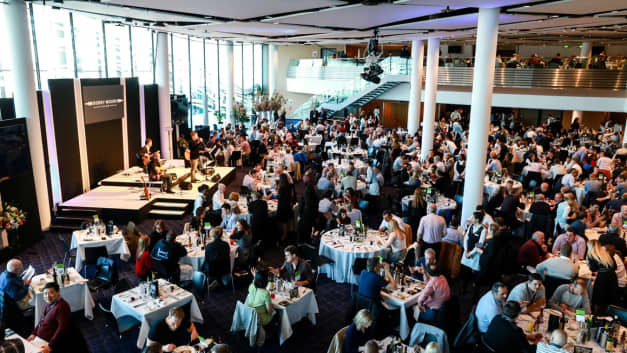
[[416, 264, 450, 328]]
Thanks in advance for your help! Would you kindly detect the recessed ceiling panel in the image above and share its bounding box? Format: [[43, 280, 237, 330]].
[[265, 4, 444, 30], [500, 16, 627, 31], [103, 0, 346, 20], [293, 29, 422, 40], [400, 0, 544, 8], [183, 22, 325, 37], [33, 0, 210, 23], [509, 0, 627, 15], [383, 13, 544, 30]]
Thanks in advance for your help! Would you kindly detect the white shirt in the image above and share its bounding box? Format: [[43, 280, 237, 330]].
[[242, 174, 257, 191], [597, 156, 613, 171], [212, 190, 225, 210]]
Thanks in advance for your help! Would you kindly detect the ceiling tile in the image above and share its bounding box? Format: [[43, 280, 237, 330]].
[[509, 0, 627, 15]]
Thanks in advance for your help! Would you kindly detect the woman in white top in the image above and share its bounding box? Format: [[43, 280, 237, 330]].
[[555, 192, 577, 233], [384, 219, 407, 262]]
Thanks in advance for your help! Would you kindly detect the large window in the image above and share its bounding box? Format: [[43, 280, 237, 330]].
[[218, 40, 231, 118], [234, 42, 243, 108], [243, 43, 254, 112], [254, 44, 263, 96], [205, 40, 219, 125], [31, 4, 75, 90], [104, 23, 132, 78], [0, 4, 14, 97], [189, 37, 205, 128], [72, 12, 105, 78], [131, 27, 154, 85]]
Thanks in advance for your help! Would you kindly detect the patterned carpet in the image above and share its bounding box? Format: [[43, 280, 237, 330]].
[[3, 167, 477, 353]]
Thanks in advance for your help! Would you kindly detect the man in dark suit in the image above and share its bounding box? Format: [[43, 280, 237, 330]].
[[203, 227, 231, 290], [248, 192, 268, 245], [484, 301, 541, 353]]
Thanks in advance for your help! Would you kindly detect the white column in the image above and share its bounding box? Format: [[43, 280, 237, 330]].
[[571, 110, 583, 123], [5, 0, 51, 230], [268, 44, 278, 95], [461, 7, 500, 224], [407, 40, 424, 135], [580, 41, 592, 68], [224, 41, 234, 125], [420, 38, 439, 161], [155, 32, 172, 159]]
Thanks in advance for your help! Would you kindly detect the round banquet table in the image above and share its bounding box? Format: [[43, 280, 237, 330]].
[[483, 177, 523, 199], [323, 159, 368, 176], [327, 147, 368, 160], [401, 195, 456, 215], [318, 228, 390, 285]]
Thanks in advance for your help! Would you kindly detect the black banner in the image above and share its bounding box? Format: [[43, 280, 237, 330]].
[[82, 84, 124, 125]]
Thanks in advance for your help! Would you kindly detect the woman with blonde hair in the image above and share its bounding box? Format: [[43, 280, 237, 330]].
[[587, 239, 618, 314], [384, 219, 407, 262], [344, 309, 373, 353]]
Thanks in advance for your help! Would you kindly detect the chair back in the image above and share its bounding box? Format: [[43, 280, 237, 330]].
[[114, 279, 132, 294], [480, 334, 496, 353], [85, 246, 108, 265], [191, 271, 207, 301], [403, 247, 416, 273], [352, 257, 368, 276], [150, 256, 170, 280], [326, 325, 349, 353], [347, 209, 362, 225], [439, 242, 462, 279], [608, 305, 627, 326]]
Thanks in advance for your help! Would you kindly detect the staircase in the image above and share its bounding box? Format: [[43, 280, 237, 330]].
[[51, 207, 100, 231], [320, 75, 407, 117], [147, 201, 190, 219]]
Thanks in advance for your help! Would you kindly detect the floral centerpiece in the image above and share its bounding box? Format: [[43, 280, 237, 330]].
[[232, 101, 249, 123], [0, 202, 26, 230]]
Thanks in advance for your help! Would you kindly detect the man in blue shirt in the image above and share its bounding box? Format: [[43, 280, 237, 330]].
[[358, 257, 396, 303], [0, 259, 31, 306], [220, 203, 238, 233], [475, 282, 509, 333]]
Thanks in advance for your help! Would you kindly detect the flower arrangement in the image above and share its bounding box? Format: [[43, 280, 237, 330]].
[[0, 202, 26, 230], [254, 95, 271, 112], [232, 101, 247, 117], [269, 92, 286, 112]]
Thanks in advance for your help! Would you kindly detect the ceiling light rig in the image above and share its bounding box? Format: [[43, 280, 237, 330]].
[[360, 29, 384, 84]]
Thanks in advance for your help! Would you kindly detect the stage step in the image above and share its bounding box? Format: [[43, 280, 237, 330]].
[[152, 202, 188, 209], [148, 209, 186, 218]]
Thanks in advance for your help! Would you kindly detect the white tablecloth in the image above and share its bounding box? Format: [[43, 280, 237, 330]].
[[111, 279, 204, 349], [401, 195, 457, 214], [483, 178, 523, 199], [381, 278, 425, 340], [271, 286, 319, 345], [6, 334, 42, 353], [327, 148, 367, 159], [305, 135, 323, 146], [176, 233, 238, 273], [71, 230, 131, 271], [515, 309, 624, 353], [30, 267, 95, 323], [318, 228, 389, 285], [335, 180, 367, 193]]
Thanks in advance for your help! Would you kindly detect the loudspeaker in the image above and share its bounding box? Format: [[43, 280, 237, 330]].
[[179, 181, 193, 190], [210, 173, 221, 182]]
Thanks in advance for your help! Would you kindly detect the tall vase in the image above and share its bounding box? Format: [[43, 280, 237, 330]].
[[0, 229, 8, 249]]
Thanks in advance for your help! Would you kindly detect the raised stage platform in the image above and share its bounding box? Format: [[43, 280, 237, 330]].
[[59, 162, 236, 223]]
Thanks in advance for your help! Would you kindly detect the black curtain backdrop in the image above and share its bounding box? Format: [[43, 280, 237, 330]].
[[47, 79, 83, 201], [0, 118, 42, 257], [0, 98, 15, 119], [143, 84, 161, 153], [125, 78, 141, 166]]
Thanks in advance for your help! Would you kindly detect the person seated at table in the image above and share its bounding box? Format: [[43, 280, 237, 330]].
[[149, 220, 168, 251], [507, 273, 546, 313], [476, 282, 509, 333], [332, 208, 352, 228], [123, 221, 143, 257], [548, 278, 591, 313], [277, 245, 314, 289], [146, 307, 198, 352], [219, 203, 238, 234], [536, 328, 570, 353], [242, 169, 258, 192], [535, 243, 579, 281], [322, 163, 339, 181], [341, 171, 357, 191], [203, 227, 231, 290], [518, 231, 549, 268], [211, 343, 232, 353], [383, 219, 407, 263], [27, 282, 71, 353], [344, 309, 374, 353], [551, 227, 586, 261], [316, 173, 334, 192], [358, 257, 397, 303], [416, 264, 450, 328], [150, 232, 188, 283], [147, 151, 164, 181], [0, 259, 33, 310], [484, 301, 541, 353], [363, 340, 379, 353], [599, 224, 627, 257], [135, 235, 152, 281], [318, 190, 338, 221], [231, 219, 253, 267], [246, 267, 274, 327], [409, 248, 437, 281], [378, 209, 405, 233]]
